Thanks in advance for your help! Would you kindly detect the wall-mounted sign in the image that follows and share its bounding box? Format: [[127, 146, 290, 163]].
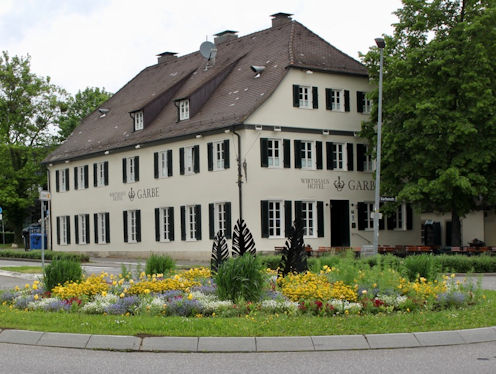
[[300, 177, 375, 192], [110, 187, 160, 202]]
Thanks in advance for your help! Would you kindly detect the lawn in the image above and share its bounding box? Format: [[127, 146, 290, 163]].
[[0, 266, 43, 274]]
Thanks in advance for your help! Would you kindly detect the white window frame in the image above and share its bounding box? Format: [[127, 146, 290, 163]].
[[97, 213, 107, 244], [213, 141, 225, 171], [96, 162, 105, 187], [298, 86, 312, 109], [330, 89, 344, 112], [362, 96, 372, 114], [126, 157, 135, 183], [134, 111, 144, 131], [394, 204, 407, 231], [159, 207, 171, 242], [365, 202, 374, 230], [214, 202, 227, 237], [333, 143, 348, 170], [179, 99, 190, 120], [127, 210, 138, 243], [300, 141, 315, 169], [268, 200, 283, 238], [158, 151, 169, 178], [301, 201, 317, 238], [184, 146, 194, 175], [78, 214, 87, 244], [77, 166, 86, 190], [60, 216, 69, 245], [59, 169, 67, 192], [363, 146, 373, 172], [267, 139, 282, 168], [186, 205, 197, 241]]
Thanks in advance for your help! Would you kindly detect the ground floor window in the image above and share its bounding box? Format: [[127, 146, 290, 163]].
[[209, 202, 232, 239], [56, 216, 70, 245], [181, 205, 201, 241], [94, 212, 110, 244], [75, 214, 90, 244], [123, 210, 141, 243], [155, 207, 174, 242]]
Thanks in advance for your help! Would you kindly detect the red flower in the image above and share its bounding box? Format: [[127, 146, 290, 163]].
[[314, 300, 323, 309], [373, 298, 384, 307]]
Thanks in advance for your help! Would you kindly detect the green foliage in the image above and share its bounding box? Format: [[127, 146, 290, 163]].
[[0, 249, 89, 262], [360, 0, 496, 245], [259, 255, 282, 270], [43, 259, 82, 291], [145, 254, 175, 276], [215, 254, 265, 302], [402, 255, 440, 281], [57, 87, 112, 140], [278, 219, 308, 276]]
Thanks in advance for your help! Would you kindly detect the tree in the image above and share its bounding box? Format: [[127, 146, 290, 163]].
[[0, 51, 66, 244], [361, 0, 496, 246], [58, 87, 112, 140]]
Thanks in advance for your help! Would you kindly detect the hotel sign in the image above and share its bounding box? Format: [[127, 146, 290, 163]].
[[110, 187, 160, 202], [301, 177, 375, 192]]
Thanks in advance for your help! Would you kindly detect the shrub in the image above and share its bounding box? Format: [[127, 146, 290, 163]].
[[43, 259, 83, 292], [145, 254, 175, 276], [215, 254, 265, 302], [402, 254, 439, 281], [0, 250, 89, 262], [259, 255, 282, 270]]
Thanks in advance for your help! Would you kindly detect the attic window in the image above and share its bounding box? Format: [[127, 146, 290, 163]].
[[134, 111, 144, 131], [179, 99, 190, 121]]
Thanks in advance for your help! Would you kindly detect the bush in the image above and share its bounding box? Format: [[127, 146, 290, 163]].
[[43, 259, 83, 291], [402, 254, 439, 281], [0, 250, 89, 262], [215, 254, 265, 302], [259, 255, 282, 270], [145, 254, 175, 276]]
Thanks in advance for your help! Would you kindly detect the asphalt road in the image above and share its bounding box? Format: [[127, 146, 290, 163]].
[[0, 341, 495, 374]]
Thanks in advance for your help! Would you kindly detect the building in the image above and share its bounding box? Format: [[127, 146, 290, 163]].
[[43, 13, 421, 260]]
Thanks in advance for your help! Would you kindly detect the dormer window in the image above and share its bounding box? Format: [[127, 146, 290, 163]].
[[134, 111, 144, 131], [179, 99, 190, 120]]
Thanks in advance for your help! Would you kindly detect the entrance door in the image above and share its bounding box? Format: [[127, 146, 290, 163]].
[[330, 200, 350, 247]]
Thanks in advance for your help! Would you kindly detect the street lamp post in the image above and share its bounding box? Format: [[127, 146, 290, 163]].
[[373, 37, 385, 254]]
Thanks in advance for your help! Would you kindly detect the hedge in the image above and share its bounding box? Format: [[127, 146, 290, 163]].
[[0, 250, 89, 263]]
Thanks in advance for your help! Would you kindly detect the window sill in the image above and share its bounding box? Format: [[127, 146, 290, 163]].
[[160, 239, 171, 243]]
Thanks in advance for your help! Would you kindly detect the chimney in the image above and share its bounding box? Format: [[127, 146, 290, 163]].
[[214, 30, 238, 44], [156, 52, 178, 64], [270, 12, 293, 28]]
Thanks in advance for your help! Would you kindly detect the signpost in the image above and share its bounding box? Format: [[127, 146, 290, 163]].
[[39, 191, 51, 269]]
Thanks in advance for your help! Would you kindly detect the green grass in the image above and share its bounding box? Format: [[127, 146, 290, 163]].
[[0, 266, 43, 274], [1, 290, 495, 337]]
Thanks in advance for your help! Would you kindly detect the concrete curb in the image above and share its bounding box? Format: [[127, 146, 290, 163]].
[[1, 327, 496, 353]]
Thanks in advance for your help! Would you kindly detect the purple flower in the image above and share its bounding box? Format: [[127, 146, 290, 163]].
[[166, 298, 202, 317], [44, 300, 71, 312], [104, 296, 139, 315], [15, 295, 35, 309]]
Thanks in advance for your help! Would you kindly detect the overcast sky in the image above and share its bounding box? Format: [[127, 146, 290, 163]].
[[0, 0, 403, 95]]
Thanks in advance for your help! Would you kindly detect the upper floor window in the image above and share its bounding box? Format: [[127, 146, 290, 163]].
[[94, 161, 109, 187], [74, 165, 88, 190], [180, 145, 199, 175], [179, 99, 190, 121], [326, 88, 350, 112], [298, 86, 311, 108], [326, 142, 353, 171], [122, 156, 139, 183], [268, 139, 282, 168], [292, 85, 318, 109], [356, 144, 373, 172], [333, 143, 345, 170], [56, 168, 70, 192], [134, 111, 144, 131], [208, 140, 230, 171], [357, 91, 372, 114]]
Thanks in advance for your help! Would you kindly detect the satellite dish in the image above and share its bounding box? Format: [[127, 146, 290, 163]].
[[200, 41, 216, 60]]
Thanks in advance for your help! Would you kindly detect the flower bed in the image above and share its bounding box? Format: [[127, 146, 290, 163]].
[[0, 265, 483, 318]]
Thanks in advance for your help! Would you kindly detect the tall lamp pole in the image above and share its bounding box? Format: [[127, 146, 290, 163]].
[[373, 37, 385, 254]]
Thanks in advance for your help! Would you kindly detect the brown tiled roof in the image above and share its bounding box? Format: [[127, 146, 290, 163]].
[[44, 19, 367, 164]]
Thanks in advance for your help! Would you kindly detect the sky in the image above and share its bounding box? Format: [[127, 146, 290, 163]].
[[0, 0, 403, 95]]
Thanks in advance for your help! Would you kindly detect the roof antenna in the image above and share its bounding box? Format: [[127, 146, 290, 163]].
[[200, 41, 217, 70]]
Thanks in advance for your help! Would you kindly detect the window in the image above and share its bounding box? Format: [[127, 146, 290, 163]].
[[268, 139, 282, 168], [332, 143, 346, 170], [187, 206, 196, 240], [94, 212, 110, 244], [123, 156, 139, 183], [209, 202, 232, 239], [208, 140, 230, 171], [326, 88, 350, 112], [293, 85, 318, 108], [261, 138, 290, 168], [154, 150, 172, 178], [127, 157, 135, 183], [181, 205, 201, 241], [300, 141, 314, 169], [134, 111, 144, 131], [298, 86, 311, 108], [268, 201, 283, 238], [357, 202, 384, 231], [159, 151, 168, 178], [155, 207, 174, 242], [179, 99, 190, 120], [56, 216, 70, 246], [75, 214, 89, 245], [357, 91, 372, 114], [356, 144, 372, 172], [331, 89, 342, 111], [365, 203, 374, 230], [301, 201, 316, 237], [185, 147, 194, 174], [74, 166, 88, 190], [56, 168, 70, 192], [214, 142, 224, 170], [180, 146, 199, 175], [94, 162, 108, 187], [124, 210, 141, 243], [60, 169, 67, 191]]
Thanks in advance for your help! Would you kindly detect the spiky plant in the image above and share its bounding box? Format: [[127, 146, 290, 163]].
[[232, 219, 256, 257], [211, 231, 229, 272], [278, 219, 308, 276]]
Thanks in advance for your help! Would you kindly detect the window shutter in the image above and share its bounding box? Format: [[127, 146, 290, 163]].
[[223, 140, 230, 169], [136, 210, 141, 242], [225, 202, 232, 239], [295, 201, 303, 222], [104, 162, 109, 186], [84, 165, 89, 188], [155, 208, 160, 241], [357, 203, 366, 230], [56, 170, 60, 192], [260, 138, 268, 167], [406, 204, 413, 230], [94, 214, 99, 244], [207, 142, 213, 171], [180, 206, 186, 240], [261, 201, 269, 238], [167, 150, 173, 176], [56, 217, 60, 245], [74, 167, 78, 190], [105, 213, 110, 243], [292, 85, 300, 107], [317, 201, 324, 237], [194, 145, 200, 173], [357, 91, 364, 113], [179, 148, 185, 175], [74, 215, 79, 244], [284, 200, 292, 236], [134, 156, 140, 182], [312, 86, 318, 109], [93, 164, 97, 187], [316, 141, 323, 170], [325, 88, 332, 110], [195, 205, 202, 240], [209, 203, 214, 239], [347, 143, 354, 171], [85, 214, 90, 244], [294, 140, 302, 169], [283, 139, 290, 168], [154, 152, 159, 179], [123, 211, 128, 243], [66, 217, 71, 244], [387, 212, 396, 231], [326, 142, 334, 170], [344, 90, 350, 112], [168, 207, 175, 241], [122, 158, 127, 183], [356, 144, 366, 172], [65, 169, 70, 191]]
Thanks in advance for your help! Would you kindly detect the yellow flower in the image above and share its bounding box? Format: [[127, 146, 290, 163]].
[[129, 279, 134, 284], [32, 284, 38, 290], [119, 293, 125, 298], [102, 291, 107, 297], [450, 273, 456, 278], [34, 294, 39, 300], [112, 280, 117, 286], [212, 312, 216, 317], [25, 284, 30, 289], [187, 293, 193, 300]]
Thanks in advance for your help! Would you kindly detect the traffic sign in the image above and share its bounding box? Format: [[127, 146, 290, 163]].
[[0, 207, 2, 214], [380, 196, 396, 202], [39, 191, 51, 201]]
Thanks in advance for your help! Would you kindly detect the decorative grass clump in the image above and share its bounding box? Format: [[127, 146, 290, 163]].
[[145, 254, 175, 276], [403, 254, 440, 281], [43, 259, 83, 291]]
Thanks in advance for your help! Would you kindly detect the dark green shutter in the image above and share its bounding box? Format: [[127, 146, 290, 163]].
[[134, 156, 140, 182], [65, 169, 70, 191], [261, 201, 269, 238], [179, 148, 185, 175], [123, 211, 128, 243], [105, 213, 110, 243], [167, 150, 173, 176], [209, 203, 215, 239], [104, 162, 109, 186], [357, 203, 366, 230], [66, 217, 71, 244], [406, 204, 413, 230], [93, 164, 97, 187], [85, 214, 90, 244], [260, 138, 268, 167], [122, 158, 127, 183], [317, 201, 324, 237], [74, 167, 78, 190], [94, 214, 98, 244], [223, 140, 230, 169], [326, 142, 334, 170], [356, 144, 366, 171], [357, 91, 364, 113], [316, 141, 323, 170], [168, 207, 175, 241], [84, 165, 89, 188], [292, 85, 300, 107], [225, 202, 232, 239], [194, 145, 200, 173], [283, 139, 290, 168], [207, 143, 213, 171], [312, 86, 318, 109], [195, 205, 202, 240], [180, 206, 186, 240], [295, 201, 303, 222], [56, 170, 60, 192], [347, 143, 354, 171], [136, 210, 141, 242], [325, 88, 332, 110], [155, 208, 160, 241], [56, 217, 60, 245], [74, 215, 79, 244], [285, 200, 292, 236], [154, 152, 159, 178], [344, 90, 350, 112], [294, 140, 302, 169]]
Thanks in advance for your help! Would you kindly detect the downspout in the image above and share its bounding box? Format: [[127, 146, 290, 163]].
[[231, 127, 243, 221]]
